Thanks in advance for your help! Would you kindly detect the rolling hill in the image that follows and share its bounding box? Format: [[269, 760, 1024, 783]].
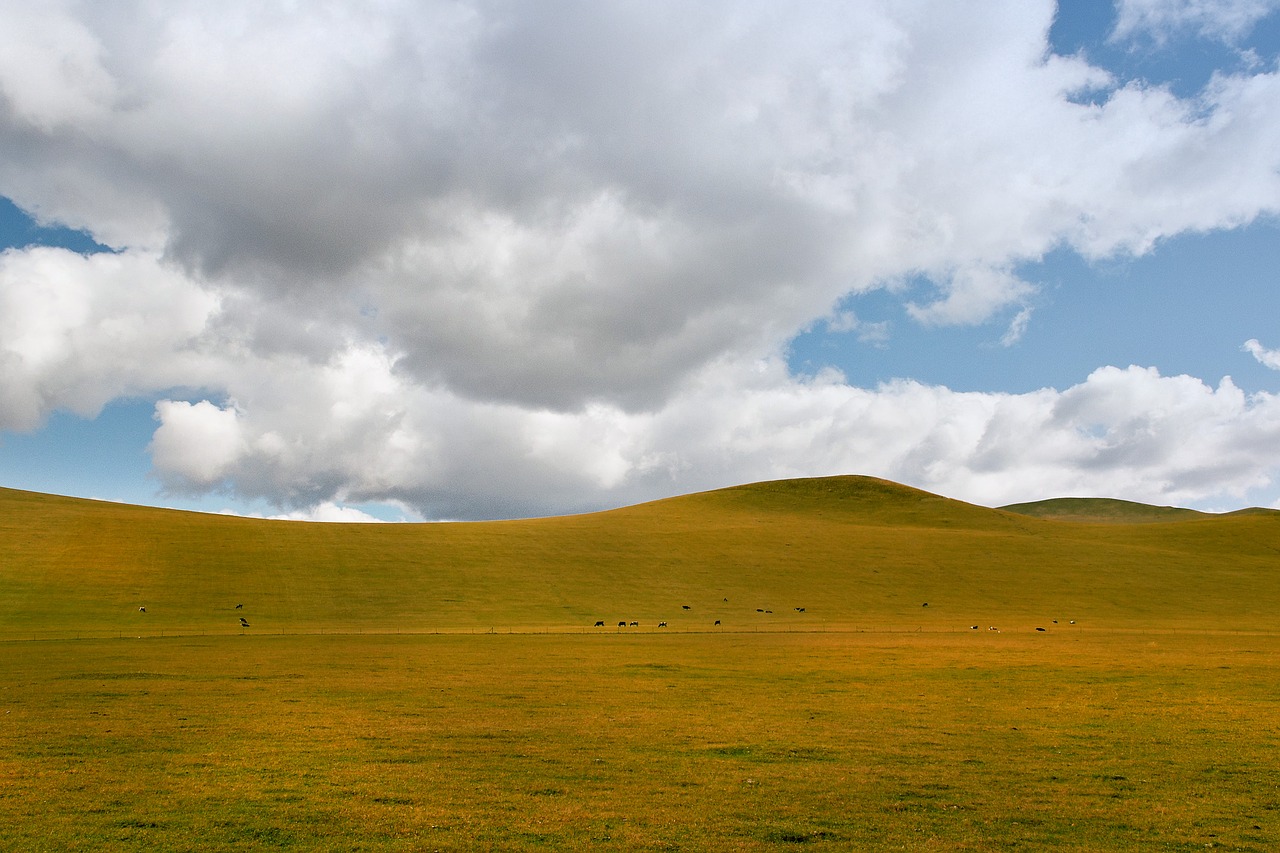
[[999, 496, 1209, 523], [2, 475, 1279, 639]]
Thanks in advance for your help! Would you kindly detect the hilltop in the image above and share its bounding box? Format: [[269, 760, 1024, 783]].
[[2, 475, 1279, 639], [999, 496, 1208, 523]]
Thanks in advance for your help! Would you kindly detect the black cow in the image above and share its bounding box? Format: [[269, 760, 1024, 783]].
[[714, 620, 721, 626], [629, 621, 639, 627], [235, 603, 243, 609], [658, 621, 667, 627], [618, 621, 627, 627], [594, 621, 605, 627], [682, 605, 691, 610]]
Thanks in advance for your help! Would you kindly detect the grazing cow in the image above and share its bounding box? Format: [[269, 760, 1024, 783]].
[[1069, 620, 1076, 624], [240, 619, 250, 627], [756, 609, 764, 613], [629, 621, 639, 627], [922, 602, 928, 607], [723, 597, 728, 602], [1052, 619, 1058, 624], [618, 621, 627, 627], [1036, 627, 1047, 632], [714, 620, 721, 626], [795, 607, 806, 612], [765, 610, 772, 614], [971, 626, 979, 630], [138, 606, 146, 613], [594, 621, 605, 627], [682, 605, 691, 610], [658, 621, 667, 627], [235, 603, 243, 609], [989, 626, 998, 631]]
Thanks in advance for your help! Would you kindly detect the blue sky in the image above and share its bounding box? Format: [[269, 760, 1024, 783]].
[[1, 1, 1279, 520]]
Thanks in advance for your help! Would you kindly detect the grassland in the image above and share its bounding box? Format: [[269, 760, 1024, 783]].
[[2, 475, 1279, 849]]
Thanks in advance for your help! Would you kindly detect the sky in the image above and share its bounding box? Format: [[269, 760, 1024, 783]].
[[2, 0, 1280, 522]]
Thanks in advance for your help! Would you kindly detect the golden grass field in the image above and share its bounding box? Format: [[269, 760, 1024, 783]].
[[2, 475, 1278, 849]]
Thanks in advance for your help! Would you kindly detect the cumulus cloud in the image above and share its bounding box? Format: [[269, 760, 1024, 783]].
[[149, 400, 245, 486], [0, 247, 218, 430], [145, 352, 1280, 518], [2, 2, 1280, 517]]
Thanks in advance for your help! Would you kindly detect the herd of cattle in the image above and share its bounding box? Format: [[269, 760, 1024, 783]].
[[131, 601, 1077, 633], [594, 602, 808, 629], [592, 605, 1078, 631]]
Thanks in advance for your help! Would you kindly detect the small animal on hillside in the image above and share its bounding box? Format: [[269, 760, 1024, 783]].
[[239, 619, 250, 628], [235, 603, 243, 609], [795, 607, 806, 612], [138, 606, 146, 613], [1036, 627, 1047, 632], [971, 625, 979, 630], [618, 621, 627, 627], [714, 620, 721, 626], [594, 620, 605, 627], [922, 602, 928, 607], [629, 621, 639, 627], [682, 605, 691, 610], [756, 608, 764, 613], [658, 621, 667, 627]]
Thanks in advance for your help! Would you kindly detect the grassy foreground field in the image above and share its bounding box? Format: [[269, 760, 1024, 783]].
[[3, 632, 1278, 851], [2, 476, 1280, 849]]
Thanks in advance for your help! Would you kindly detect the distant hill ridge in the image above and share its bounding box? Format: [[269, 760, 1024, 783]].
[[998, 496, 1278, 524], [997, 496, 1206, 524], [3, 474, 1280, 639]]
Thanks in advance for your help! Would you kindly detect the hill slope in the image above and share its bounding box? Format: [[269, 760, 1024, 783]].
[[999, 497, 1207, 523], [2, 475, 1279, 638]]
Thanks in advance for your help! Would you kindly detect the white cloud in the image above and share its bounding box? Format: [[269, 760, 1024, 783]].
[[0, 247, 219, 431], [1113, 0, 1280, 43], [2, 2, 1278, 408], [142, 350, 1280, 518], [0, 4, 117, 131], [907, 266, 1036, 328], [1243, 338, 1280, 369], [267, 503, 388, 523], [2, 2, 1280, 517], [150, 400, 245, 486], [1001, 307, 1034, 347], [824, 310, 891, 346]]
